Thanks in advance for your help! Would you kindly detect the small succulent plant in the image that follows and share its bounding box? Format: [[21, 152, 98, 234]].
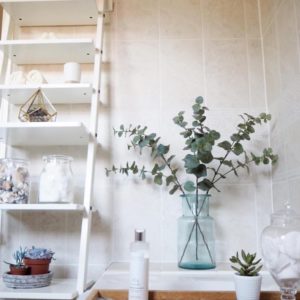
[[4, 246, 27, 267], [230, 250, 263, 276], [25, 246, 55, 260]]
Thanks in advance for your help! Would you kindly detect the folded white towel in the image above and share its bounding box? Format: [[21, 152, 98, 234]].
[[9, 71, 26, 84], [26, 70, 47, 85]]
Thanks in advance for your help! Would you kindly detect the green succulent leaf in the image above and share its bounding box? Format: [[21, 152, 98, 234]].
[[230, 250, 263, 276]]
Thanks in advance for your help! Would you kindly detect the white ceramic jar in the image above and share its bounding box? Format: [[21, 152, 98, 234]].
[[39, 155, 74, 203], [63, 62, 81, 83]]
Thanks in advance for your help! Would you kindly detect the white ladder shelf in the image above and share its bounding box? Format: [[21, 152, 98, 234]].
[[0, 0, 113, 299]]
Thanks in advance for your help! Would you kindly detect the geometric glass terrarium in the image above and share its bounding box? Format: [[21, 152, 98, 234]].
[[18, 89, 57, 122]]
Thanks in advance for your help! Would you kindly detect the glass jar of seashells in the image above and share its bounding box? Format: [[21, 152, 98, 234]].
[[0, 158, 30, 204]]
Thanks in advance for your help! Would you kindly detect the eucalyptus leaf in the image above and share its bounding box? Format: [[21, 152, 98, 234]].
[[233, 143, 244, 156], [187, 164, 207, 178], [183, 154, 199, 169], [169, 184, 179, 195], [195, 96, 204, 104], [157, 144, 170, 156], [218, 141, 232, 151], [154, 173, 163, 185], [184, 181, 196, 192]]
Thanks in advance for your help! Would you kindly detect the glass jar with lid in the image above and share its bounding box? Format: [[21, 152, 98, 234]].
[[39, 155, 74, 203], [0, 158, 30, 204], [261, 204, 300, 300]]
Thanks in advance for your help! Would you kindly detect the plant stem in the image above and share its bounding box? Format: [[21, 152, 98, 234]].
[[213, 159, 255, 185], [178, 220, 196, 266], [161, 155, 195, 216], [195, 178, 199, 260], [196, 221, 214, 265]]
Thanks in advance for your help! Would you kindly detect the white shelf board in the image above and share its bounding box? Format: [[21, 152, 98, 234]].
[[90, 262, 278, 292], [0, 83, 93, 104], [0, 0, 113, 26], [0, 278, 78, 299], [0, 39, 95, 64], [0, 122, 90, 146], [0, 203, 84, 211]]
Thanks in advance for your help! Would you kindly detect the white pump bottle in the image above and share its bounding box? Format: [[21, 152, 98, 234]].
[[128, 229, 149, 300]]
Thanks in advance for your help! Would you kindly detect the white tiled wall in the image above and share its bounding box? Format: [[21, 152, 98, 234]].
[[1, 0, 275, 279], [259, 0, 300, 212]]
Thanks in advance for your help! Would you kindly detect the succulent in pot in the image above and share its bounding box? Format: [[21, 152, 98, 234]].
[[4, 246, 29, 275], [230, 250, 263, 300], [23, 246, 55, 275]]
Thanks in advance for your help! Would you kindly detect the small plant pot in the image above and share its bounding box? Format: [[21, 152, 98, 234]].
[[234, 273, 262, 300], [23, 258, 51, 275], [9, 265, 30, 276]]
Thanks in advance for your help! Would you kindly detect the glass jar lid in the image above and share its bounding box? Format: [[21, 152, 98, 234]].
[[0, 158, 29, 165], [42, 155, 73, 163]]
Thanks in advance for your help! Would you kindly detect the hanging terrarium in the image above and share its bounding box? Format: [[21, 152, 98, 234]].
[[18, 89, 57, 122]]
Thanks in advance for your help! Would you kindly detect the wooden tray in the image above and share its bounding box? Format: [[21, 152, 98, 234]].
[[2, 271, 53, 289]]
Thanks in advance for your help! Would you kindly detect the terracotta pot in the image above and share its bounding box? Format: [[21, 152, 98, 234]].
[[23, 258, 51, 275], [9, 265, 30, 275]]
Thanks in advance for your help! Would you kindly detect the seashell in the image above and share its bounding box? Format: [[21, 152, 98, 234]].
[[0, 163, 5, 174], [14, 169, 28, 183], [2, 181, 13, 191]]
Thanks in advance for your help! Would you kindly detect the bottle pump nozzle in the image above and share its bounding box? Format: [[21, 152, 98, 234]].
[[135, 229, 146, 242]]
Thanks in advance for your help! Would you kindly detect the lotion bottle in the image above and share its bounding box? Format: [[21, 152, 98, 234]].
[[128, 229, 149, 300]]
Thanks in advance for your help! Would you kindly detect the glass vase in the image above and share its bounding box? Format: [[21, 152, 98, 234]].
[[177, 194, 216, 269], [261, 204, 300, 300]]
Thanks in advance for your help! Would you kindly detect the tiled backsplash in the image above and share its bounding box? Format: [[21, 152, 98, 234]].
[[260, 0, 300, 212]]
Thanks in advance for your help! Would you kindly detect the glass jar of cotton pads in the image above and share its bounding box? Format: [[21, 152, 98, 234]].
[[39, 155, 74, 203], [261, 204, 300, 300], [0, 158, 30, 204]]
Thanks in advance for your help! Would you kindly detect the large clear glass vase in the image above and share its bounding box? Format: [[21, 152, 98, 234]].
[[261, 204, 300, 300], [177, 194, 216, 269]]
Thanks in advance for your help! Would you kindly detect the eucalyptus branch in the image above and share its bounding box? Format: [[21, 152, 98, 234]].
[[110, 126, 188, 197], [108, 97, 278, 196]]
